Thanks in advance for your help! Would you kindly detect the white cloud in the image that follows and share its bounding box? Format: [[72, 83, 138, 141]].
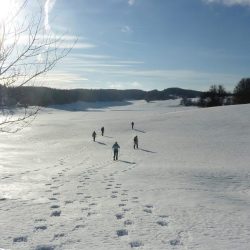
[[107, 81, 142, 89], [44, 0, 57, 31], [59, 41, 96, 49], [116, 60, 144, 64], [5, 33, 95, 50], [121, 25, 133, 33], [203, 0, 250, 6], [37, 71, 89, 88], [128, 0, 136, 6]]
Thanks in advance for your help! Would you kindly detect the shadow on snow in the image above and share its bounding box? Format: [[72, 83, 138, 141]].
[[118, 160, 136, 165], [49, 101, 133, 112], [96, 141, 107, 145], [134, 128, 146, 133], [139, 148, 156, 154]]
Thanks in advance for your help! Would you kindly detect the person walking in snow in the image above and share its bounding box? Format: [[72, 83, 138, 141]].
[[92, 131, 96, 142], [112, 142, 120, 161], [133, 135, 138, 149], [131, 121, 134, 130], [101, 126, 104, 136]]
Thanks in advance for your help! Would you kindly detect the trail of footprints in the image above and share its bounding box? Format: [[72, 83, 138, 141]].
[[102, 172, 181, 249], [12, 157, 183, 249]]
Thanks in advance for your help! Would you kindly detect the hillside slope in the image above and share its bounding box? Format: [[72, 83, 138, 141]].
[[0, 100, 249, 249]]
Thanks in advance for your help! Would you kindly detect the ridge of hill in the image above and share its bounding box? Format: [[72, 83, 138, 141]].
[[3, 86, 202, 107]]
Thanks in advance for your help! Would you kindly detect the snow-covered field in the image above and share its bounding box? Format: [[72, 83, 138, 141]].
[[1, 100, 250, 250]]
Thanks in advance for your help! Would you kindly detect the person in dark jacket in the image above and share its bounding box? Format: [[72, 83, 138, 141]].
[[133, 135, 138, 149], [131, 121, 134, 130], [112, 142, 120, 160], [101, 126, 104, 136], [92, 131, 96, 141]]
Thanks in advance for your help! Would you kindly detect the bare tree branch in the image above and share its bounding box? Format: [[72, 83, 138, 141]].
[[0, 0, 74, 133]]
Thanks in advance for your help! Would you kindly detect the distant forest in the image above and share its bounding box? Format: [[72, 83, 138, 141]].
[[0, 85, 202, 107]]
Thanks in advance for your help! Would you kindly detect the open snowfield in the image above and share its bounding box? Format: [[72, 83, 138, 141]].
[[0, 100, 250, 250]]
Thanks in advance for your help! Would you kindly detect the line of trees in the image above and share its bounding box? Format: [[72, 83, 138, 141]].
[[181, 78, 250, 107], [0, 86, 202, 108]]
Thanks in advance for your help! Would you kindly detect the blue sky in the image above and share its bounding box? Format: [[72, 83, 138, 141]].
[[44, 0, 250, 90]]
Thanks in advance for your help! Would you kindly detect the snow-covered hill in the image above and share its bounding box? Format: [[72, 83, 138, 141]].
[[0, 100, 250, 250]]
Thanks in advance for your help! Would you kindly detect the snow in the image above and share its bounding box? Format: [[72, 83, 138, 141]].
[[0, 100, 250, 249]]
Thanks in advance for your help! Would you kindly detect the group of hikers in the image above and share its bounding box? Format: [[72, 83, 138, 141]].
[[91, 121, 138, 161], [92, 126, 104, 142]]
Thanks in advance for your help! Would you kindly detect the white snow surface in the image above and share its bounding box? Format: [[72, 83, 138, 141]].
[[0, 100, 250, 250]]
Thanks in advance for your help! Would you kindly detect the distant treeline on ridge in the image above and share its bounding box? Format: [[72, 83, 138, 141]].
[[0, 85, 201, 107]]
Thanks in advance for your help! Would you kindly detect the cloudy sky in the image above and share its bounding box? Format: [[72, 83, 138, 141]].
[[31, 0, 250, 90]]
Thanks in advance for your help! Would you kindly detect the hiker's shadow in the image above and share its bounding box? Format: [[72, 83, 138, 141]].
[[119, 160, 136, 165], [134, 128, 146, 133], [139, 148, 156, 154], [96, 141, 107, 145], [104, 135, 113, 138]]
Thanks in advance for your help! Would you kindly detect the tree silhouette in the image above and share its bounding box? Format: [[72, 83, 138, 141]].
[[233, 78, 250, 104], [0, 0, 73, 132]]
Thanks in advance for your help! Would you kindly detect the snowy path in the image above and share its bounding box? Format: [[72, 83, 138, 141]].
[[0, 148, 175, 249], [1, 100, 250, 249]]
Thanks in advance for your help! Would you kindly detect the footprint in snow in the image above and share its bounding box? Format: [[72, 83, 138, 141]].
[[119, 203, 126, 207], [129, 241, 143, 248], [35, 218, 46, 222], [145, 204, 153, 208], [35, 244, 55, 250], [169, 238, 182, 246], [123, 208, 131, 212], [124, 219, 133, 226], [157, 221, 168, 226], [50, 210, 61, 217], [34, 225, 47, 231], [13, 236, 28, 243], [50, 205, 60, 209], [49, 198, 57, 201], [65, 200, 74, 205], [81, 207, 89, 211], [116, 213, 124, 219], [116, 229, 128, 237], [53, 233, 65, 239], [73, 224, 85, 231], [159, 215, 169, 218], [87, 211, 96, 217], [143, 208, 152, 214]]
